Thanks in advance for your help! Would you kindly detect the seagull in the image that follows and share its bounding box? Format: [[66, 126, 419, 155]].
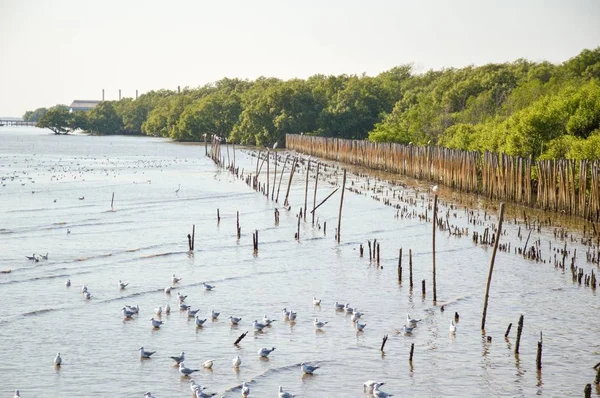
[[179, 362, 199, 376], [334, 301, 345, 310], [122, 307, 135, 319], [314, 318, 328, 329], [282, 308, 290, 319], [253, 320, 267, 331], [432, 185, 438, 193], [202, 282, 214, 291], [118, 280, 129, 289], [84, 291, 92, 299], [164, 286, 172, 294], [449, 320, 457, 333], [195, 316, 207, 327], [25, 254, 37, 261], [126, 305, 139, 314], [407, 314, 421, 326], [273, 142, 278, 149], [139, 347, 156, 359], [262, 315, 276, 325], [78, 196, 85, 200], [179, 303, 191, 311], [289, 310, 297, 321], [81, 285, 88, 294], [67, 228, 71, 234], [353, 309, 363, 318], [312, 296, 321, 305], [241, 382, 250, 396], [356, 322, 367, 331], [196, 390, 217, 398], [232, 355, 241, 368], [210, 309, 220, 319], [155, 306, 162, 316], [189, 380, 207, 393], [143, 392, 155, 398], [65, 279, 71, 287], [40, 253, 48, 260], [172, 274, 182, 283], [177, 292, 187, 303], [402, 325, 414, 334], [187, 308, 200, 317], [170, 351, 185, 364], [150, 317, 163, 328], [229, 316, 242, 325], [301, 362, 319, 374], [364, 381, 384, 392], [54, 352, 62, 365], [14, 390, 20, 398], [278, 386, 295, 398], [373, 382, 394, 397], [344, 303, 354, 313], [258, 347, 276, 358], [165, 303, 171, 314], [202, 359, 214, 369]]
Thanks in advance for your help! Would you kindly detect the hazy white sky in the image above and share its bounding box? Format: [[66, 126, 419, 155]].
[[0, 0, 598, 117]]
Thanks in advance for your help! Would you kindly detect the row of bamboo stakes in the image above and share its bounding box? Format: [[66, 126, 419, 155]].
[[285, 135, 600, 222]]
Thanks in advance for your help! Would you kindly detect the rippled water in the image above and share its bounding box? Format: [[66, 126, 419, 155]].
[[1, 127, 598, 397]]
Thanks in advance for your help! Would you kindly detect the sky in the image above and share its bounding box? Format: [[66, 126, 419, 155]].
[[0, 0, 599, 117]]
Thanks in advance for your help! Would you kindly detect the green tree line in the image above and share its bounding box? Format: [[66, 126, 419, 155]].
[[29, 47, 600, 159]]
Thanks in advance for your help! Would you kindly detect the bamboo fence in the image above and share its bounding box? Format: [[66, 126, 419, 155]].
[[286, 134, 600, 222]]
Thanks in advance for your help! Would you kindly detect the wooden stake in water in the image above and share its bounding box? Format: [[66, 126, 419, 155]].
[[336, 169, 347, 244], [481, 202, 506, 331], [409, 343, 415, 361], [380, 334, 388, 352], [266, 150, 270, 199], [304, 160, 310, 221], [515, 314, 524, 354], [312, 162, 320, 226], [272, 151, 277, 200], [432, 194, 438, 302], [275, 154, 290, 203], [191, 224, 195, 251], [111, 192, 115, 210], [536, 331, 543, 370], [409, 249, 414, 289], [398, 248, 403, 282], [283, 157, 298, 208]]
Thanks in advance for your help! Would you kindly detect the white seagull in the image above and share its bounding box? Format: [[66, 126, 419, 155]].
[[263, 314, 276, 325], [195, 316, 207, 327], [84, 291, 92, 299], [144, 392, 155, 398], [402, 325, 414, 334], [187, 308, 200, 317], [150, 317, 163, 328], [314, 318, 328, 329], [202, 359, 214, 369], [373, 382, 394, 397], [139, 347, 156, 359], [122, 307, 135, 319], [301, 362, 319, 374], [232, 355, 241, 368], [241, 382, 250, 396], [278, 386, 295, 398], [165, 303, 171, 314], [164, 286, 172, 294], [363, 380, 384, 392], [172, 274, 182, 283], [177, 292, 187, 303], [356, 322, 367, 331], [258, 347, 276, 358], [179, 362, 199, 376], [289, 310, 297, 321], [65, 279, 71, 287], [170, 351, 185, 364], [229, 316, 242, 325], [202, 282, 215, 291], [253, 320, 267, 331], [155, 306, 162, 316], [54, 352, 62, 365], [14, 390, 21, 398], [81, 285, 88, 294], [407, 314, 421, 326], [312, 296, 321, 305], [118, 280, 129, 289], [282, 308, 290, 319], [210, 309, 220, 319], [334, 301, 345, 310], [449, 320, 457, 333]]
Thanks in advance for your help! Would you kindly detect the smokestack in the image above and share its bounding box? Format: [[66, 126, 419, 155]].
[[135, 89, 138, 100], [102, 89, 105, 101], [119, 89, 121, 100]]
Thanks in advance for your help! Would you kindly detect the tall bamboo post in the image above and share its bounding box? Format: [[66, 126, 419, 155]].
[[272, 151, 277, 200], [337, 169, 347, 243], [266, 150, 270, 199], [312, 162, 320, 226], [481, 202, 506, 331], [304, 160, 310, 221], [432, 194, 438, 302]]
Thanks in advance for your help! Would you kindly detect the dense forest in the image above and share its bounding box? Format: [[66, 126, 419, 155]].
[[30, 47, 600, 160]]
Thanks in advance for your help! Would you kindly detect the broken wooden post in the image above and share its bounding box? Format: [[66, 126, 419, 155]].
[[236, 211, 241, 240], [398, 248, 402, 282], [191, 224, 195, 251], [409, 343, 415, 361], [187, 233, 192, 251], [421, 279, 426, 296], [323, 221, 326, 235], [311, 187, 339, 214], [254, 230, 259, 251], [304, 159, 310, 221], [536, 331, 543, 370], [312, 162, 320, 226], [234, 331, 248, 345], [266, 150, 270, 198], [111, 192, 115, 210], [283, 157, 298, 208], [337, 169, 347, 244], [595, 363, 600, 385], [584, 384, 592, 398], [432, 194, 438, 302], [481, 202, 506, 331], [380, 334, 388, 352], [359, 244, 364, 257], [377, 243, 380, 265], [505, 323, 512, 338], [515, 314, 524, 354], [275, 154, 290, 203], [217, 208, 221, 224], [296, 211, 301, 240], [409, 249, 414, 289]]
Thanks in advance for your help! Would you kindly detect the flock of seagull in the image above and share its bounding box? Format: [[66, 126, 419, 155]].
[[10, 270, 432, 398]]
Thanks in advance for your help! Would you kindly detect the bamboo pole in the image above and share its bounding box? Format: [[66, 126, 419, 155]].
[[312, 163, 320, 226], [336, 169, 347, 243], [481, 202, 505, 331], [304, 160, 310, 221], [432, 194, 438, 302], [275, 154, 290, 203]]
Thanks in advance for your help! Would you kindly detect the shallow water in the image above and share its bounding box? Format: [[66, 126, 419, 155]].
[[1, 127, 598, 397]]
